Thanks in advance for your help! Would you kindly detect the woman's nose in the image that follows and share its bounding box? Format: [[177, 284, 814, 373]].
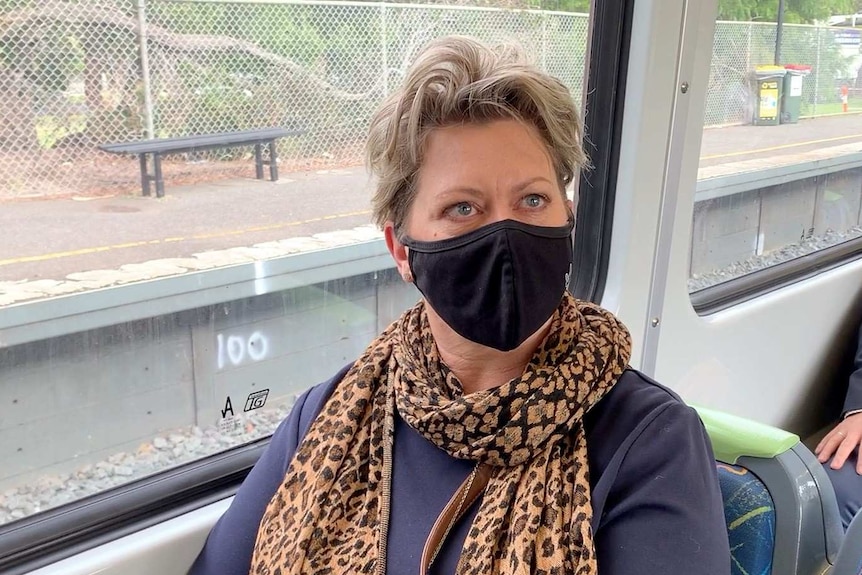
[[487, 205, 518, 224]]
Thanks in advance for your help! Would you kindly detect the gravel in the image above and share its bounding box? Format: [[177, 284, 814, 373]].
[[688, 227, 862, 293], [0, 395, 298, 527]]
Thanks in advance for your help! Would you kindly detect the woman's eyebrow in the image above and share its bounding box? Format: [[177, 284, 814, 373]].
[[510, 176, 554, 193], [436, 187, 485, 200], [436, 177, 555, 200]]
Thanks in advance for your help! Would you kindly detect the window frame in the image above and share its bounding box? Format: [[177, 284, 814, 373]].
[[0, 2, 637, 570], [690, 236, 862, 314], [0, 445, 260, 575], [570, 0, 635, 302]]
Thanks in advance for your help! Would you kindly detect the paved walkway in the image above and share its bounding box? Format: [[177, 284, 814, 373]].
[[699, 112, 862, 167], [3, 113, 862, 303], [0, 168, 374, 283]]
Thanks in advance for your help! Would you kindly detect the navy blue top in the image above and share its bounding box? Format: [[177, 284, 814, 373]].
[[189, 368, 730, 574]]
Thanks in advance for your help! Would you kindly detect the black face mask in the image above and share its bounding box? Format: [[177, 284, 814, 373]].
[[402, 218, 574, 351]]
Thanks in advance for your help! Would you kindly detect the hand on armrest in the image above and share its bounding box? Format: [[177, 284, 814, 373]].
[[816, 412, 862, 474]]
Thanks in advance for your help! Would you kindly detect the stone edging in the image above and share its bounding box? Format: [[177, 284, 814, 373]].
[[0, 225, 384, 307]]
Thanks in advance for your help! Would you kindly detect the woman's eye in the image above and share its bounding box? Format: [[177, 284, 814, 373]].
[[447, 202, 474, 217], [523, 194, 546, 208]]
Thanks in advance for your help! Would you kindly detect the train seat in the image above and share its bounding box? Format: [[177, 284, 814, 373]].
[[830, 511, 862, 575], [696, 406, 846, 575], [716, 462, 775, 575]]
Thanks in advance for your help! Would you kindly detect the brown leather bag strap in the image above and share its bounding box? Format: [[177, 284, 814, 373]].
[[420, 463, 492, 575]]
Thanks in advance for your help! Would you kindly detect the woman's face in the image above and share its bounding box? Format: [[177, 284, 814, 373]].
[[404, 119, 570, 241], [384, 118, 573, 350]]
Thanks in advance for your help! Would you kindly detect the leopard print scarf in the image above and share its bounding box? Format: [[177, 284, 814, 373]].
[[250, 292, 631, 574]]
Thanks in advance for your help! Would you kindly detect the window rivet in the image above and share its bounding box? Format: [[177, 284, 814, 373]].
[[681, 82, 689, 94], [651, 317, 660, 327]]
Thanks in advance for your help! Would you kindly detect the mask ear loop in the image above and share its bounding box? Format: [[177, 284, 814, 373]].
[[565, 213, 575, 290], [402, 243, 414, 283], [396, 227, 415, 283]]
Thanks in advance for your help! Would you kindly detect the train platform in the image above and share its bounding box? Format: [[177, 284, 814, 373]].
[[3, 112, 862, 302]]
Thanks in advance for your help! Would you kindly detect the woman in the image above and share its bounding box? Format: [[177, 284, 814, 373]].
[[189, 36, 729, 574]]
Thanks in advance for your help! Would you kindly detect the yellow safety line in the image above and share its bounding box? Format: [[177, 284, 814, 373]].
[[701, 132, 862, 160], [0, 209, 372, 267]]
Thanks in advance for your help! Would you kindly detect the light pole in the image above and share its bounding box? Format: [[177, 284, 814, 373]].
[[135, 0, 155, 140], [774, 0, 785, 65]]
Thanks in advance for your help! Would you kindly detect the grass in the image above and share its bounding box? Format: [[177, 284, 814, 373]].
[[802, 99, 862, 117], [35, 115, 87, 149]]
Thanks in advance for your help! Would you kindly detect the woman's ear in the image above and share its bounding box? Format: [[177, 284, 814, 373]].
[[384, 222, 413, 283]]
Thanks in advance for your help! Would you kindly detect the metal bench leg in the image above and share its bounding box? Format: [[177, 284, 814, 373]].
[[153, 153, 165, 198], [254, 144, 264, 180], [139, 154, 151, 197], [268, 140, 279, 181]]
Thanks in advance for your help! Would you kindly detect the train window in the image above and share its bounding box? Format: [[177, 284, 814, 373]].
[[690, 14, 862, 309], [0, 0, 618, 570]]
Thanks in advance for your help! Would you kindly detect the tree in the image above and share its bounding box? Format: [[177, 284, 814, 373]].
[[718, 0, 856, 23], [533, 0, 589, 12]]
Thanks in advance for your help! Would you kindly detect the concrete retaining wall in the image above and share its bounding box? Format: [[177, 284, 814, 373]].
[[691, 168, 862, 276], [0, 269, 418, 487]]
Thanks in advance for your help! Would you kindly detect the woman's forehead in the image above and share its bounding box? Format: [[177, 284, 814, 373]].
[[417, 120, 556, 194]]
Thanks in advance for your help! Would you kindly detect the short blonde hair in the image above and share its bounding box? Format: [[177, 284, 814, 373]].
[[366, 35, 587, 233]]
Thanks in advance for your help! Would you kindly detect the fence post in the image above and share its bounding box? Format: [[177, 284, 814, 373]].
[[814, 27, 821, 117], [746, 22, 752, 73], [380, 4, 388, 97], [774, 0, 784, 65], [541, 13, 547, 71], [135, 0, 156, 139]]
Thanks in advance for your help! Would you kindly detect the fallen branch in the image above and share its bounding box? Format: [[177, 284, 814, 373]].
[[0, 0, 383, 101]]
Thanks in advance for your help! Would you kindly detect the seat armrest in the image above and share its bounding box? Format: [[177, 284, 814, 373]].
[[693, 405, 799, 464]]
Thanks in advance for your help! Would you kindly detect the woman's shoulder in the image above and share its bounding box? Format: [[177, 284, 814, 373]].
[[590, 368, 691, 426], [585, 369, 707, 477], [585, 371, 729, 570]]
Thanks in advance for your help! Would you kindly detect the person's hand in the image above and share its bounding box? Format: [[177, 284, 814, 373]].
[[816, 412, 862, 474]]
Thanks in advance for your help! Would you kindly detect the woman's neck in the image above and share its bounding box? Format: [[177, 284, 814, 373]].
[[426, 308, 552, 395]]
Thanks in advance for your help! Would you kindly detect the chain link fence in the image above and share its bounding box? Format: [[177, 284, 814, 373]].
[[0, 0, 588, 198], [3, 3, 860, 199], [706, 21, 861, 126]]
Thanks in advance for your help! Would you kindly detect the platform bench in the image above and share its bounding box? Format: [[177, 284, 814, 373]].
[[99, 128, 302, 198]]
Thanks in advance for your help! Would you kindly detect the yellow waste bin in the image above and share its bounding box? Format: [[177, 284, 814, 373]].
[[752, 65, 787, 126]]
